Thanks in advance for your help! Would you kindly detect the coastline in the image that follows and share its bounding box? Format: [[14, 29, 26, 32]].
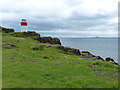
[[53, 44, 119, 65], [2, 29, 119, 88], [2, 28, 119, 65], [60, 38, 118, 65]]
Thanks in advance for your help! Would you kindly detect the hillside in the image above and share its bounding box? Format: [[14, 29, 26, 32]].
[[2, 30, 119, 88], [0, 32, 2, 89]]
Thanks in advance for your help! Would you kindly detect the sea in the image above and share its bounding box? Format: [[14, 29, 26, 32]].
[[60, 38, 119, 63]]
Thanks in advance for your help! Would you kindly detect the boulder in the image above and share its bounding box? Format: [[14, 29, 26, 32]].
[[105, 57, 114, 62], [105, 57, 118, 65], [113, 62, 118, 65], [4, 43, 16, 49]]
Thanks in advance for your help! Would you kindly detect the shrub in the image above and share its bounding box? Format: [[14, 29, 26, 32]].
[[93, 62, 100, 65], [32, 47, 43, 51]]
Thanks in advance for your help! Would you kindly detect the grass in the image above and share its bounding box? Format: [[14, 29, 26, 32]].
[[0, 32, 2, 89], [2, 32, 119, 88]]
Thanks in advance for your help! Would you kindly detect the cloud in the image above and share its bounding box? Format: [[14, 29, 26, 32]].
[[1, 0, 118, 37]]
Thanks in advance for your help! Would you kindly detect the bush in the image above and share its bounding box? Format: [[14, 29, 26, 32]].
[[93, 62, 100, 65], [32, 47, 43, 51]]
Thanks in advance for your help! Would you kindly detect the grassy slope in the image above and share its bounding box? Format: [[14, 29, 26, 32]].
[[2, 33, 119, 88], [0, 33, 2, 89]]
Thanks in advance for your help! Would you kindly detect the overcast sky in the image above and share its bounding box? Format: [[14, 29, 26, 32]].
[[1, 0, 118, 37]]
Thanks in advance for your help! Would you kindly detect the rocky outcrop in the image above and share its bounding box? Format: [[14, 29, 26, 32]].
[[22, 31, 40, 37], [56, 45, 81, 55], [81, 51, 94, 56], [105, 57, 118, 65], [81, 51, 118, 65], [94, 56, 104, 61], [11, 31, 61, 45], [1, 26, 14, 33], [35, 37, 61, 45], [11, 31, 40, 37], [80, 51, 104, 61]]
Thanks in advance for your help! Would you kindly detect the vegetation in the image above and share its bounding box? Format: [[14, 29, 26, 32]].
[[0, 32, 2, 89], [1, 26, 14, 33], [2, 32, 119, 88]]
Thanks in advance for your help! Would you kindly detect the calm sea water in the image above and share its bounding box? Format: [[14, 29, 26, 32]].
[[60, 38, 118, 63]]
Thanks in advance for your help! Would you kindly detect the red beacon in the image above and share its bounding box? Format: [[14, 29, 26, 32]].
[[21, 19, 28, 32]]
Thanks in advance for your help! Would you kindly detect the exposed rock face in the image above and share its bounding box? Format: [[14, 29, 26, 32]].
[[35, 37, 61, 45], [11, 31, 62, 45], [105, 57, 118, 65], [22, 31, 40, 37], [56, 45, 81, 55]]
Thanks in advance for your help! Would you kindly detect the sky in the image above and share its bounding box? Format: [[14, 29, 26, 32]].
[[1, 0, 118, 37]]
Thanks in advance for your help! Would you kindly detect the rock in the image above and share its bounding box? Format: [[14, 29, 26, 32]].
[[4, 43, 16, 49], [80, 51, 104, 61], [48, 45, 60, 47], [87, 65, 94, 67], [94, 56, 104, 61], [113, 62, 118, 65], [81, 51, 91, 55], [81, 51, 95, 57], [11, 31, 40, 37], [56, 45, 81, 55], [11, 31, 61, 45], [35, 37, 61, 45], [16, 40, 20, 42], [105, 57, 118, 65], [105, 57, 114, 62], [39, 45, 46, 48], [23, 31, 40, 37]]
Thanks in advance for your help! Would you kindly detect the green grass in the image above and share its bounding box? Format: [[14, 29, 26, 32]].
[[2, 32, 119, 88], [0, 32, 2, 89]]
